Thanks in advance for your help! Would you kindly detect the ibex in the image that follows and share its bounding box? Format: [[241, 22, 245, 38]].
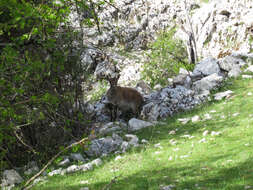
[[106, 76, 144, 121]]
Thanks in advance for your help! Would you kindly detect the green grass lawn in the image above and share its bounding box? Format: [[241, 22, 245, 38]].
[[29, 75, 253, 190]]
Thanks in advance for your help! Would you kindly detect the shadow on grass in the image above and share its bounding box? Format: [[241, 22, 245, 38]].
[[40, 156, 253, 190]]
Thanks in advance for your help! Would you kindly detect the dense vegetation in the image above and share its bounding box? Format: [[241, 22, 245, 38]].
[[0, 0, 106, 170]]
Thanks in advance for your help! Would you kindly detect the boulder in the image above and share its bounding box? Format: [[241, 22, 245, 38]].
[[193, 73, 224, 95], [90, 158, 103, 167], [66, 165, 80, 174], [48, 168, 64, 176], [70, 153, 86, 163], [246, 65, 253, 73], [1, 170, 23, 187], [85, 133, 123, 157], [79, 163, 93, 172], [128, 118, 153, 131], [228, 66, 241, 78], [193, 57, 221, 76], [214, 90, 233, 100], [24, 161, 39, 175], [218, 56, 245, 72], [125, 134, 139, 147], [99, 122, 126, 135], [173, 74, 192, 88]]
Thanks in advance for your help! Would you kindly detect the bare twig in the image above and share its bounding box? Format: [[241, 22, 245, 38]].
[[89, 0, 101, 33], [104, 0, 120, 11], [22, 137, 92, 190], [15, 123, 33, 129], [14, 130, 37, 154], [183, 0, 198, 63]]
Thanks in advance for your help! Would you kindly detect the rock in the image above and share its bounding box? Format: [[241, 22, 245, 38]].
[[58, 158, 70, 167], [154, 84, 162, 90], [242, 75, 253, 79], [142, 86, 199, 121], [245, 65, 253, 73], [94, 59, 120, 81], [99, 122, 125, 135], [214, 90, 233, 100], [203, 130, 209, 136], [79, 163, 93, 172], [173, 74, 187, 86], [85, 133, 123, 157], [136, 81, 152, 94], [228, 66, 241, 78], [218, 56, 245, 72], [141, 102, 161, 121], [178, 118, 190, 124], [193, 57, 221, 76], [128, 118, 153, 131], [167, 78, 173, 86], [173, 74, 192, 89], [24, 161, 39, 175], [1, 184, 15, 190], [48, 168, 63, 176], [141, 139, 149, 144], [90, 158, 103, 167], [115, 155, 122, 161], [121, 141, 130, 152], [93, 99, 111, 122], [33, 176, 47, 185], [211, 131, 221, 136], [70, 153, 86, 163], [1, 170, 23, 186], [179, 68, 189, 75], [80, 48, 104, 72], [191, 115, 200, 123], [193, 73, 223, 95], [204, 113, 212, 120], [66, 165, 80, 174], [125, 134, 139, 147]]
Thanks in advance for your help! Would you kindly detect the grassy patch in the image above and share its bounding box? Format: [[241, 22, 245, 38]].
[[28, 75, 253, 190]]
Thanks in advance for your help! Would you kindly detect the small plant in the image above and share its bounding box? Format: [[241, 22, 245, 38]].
[[87, 80, 109, 102], [141, 28, 190, 88]]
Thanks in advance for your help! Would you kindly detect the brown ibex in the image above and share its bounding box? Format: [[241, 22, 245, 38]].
[[106, 75, 144, 121]]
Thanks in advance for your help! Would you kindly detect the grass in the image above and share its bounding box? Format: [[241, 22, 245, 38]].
[[27, 74, 253, 190]]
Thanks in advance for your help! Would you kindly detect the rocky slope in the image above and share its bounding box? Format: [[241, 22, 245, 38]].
[[2, 1, 253, 189]]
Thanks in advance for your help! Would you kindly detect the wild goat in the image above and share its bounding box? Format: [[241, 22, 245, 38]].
[[106, 77, 144, 121]]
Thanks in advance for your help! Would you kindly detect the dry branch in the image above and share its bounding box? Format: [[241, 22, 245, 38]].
[[22, 136, 92, 190]]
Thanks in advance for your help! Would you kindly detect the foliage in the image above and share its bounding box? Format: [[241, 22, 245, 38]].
[[0, 0, 105, 170], [29, 74, 253, 190], [141, 28, 190, 88]]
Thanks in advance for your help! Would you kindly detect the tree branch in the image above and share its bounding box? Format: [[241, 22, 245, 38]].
[[22, 136, 92, 190]]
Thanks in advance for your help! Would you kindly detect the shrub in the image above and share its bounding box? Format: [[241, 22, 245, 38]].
[[141, 28, 191, 88], [0, 0, 94, 170]]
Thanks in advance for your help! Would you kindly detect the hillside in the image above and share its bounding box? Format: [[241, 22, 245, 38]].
[[26, 73, 253, 190], [1, 0, 253, 189]]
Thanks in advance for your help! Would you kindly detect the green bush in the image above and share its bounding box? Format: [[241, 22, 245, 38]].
[[141, 28, 192, 88], [0, 0, 95, 170]]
